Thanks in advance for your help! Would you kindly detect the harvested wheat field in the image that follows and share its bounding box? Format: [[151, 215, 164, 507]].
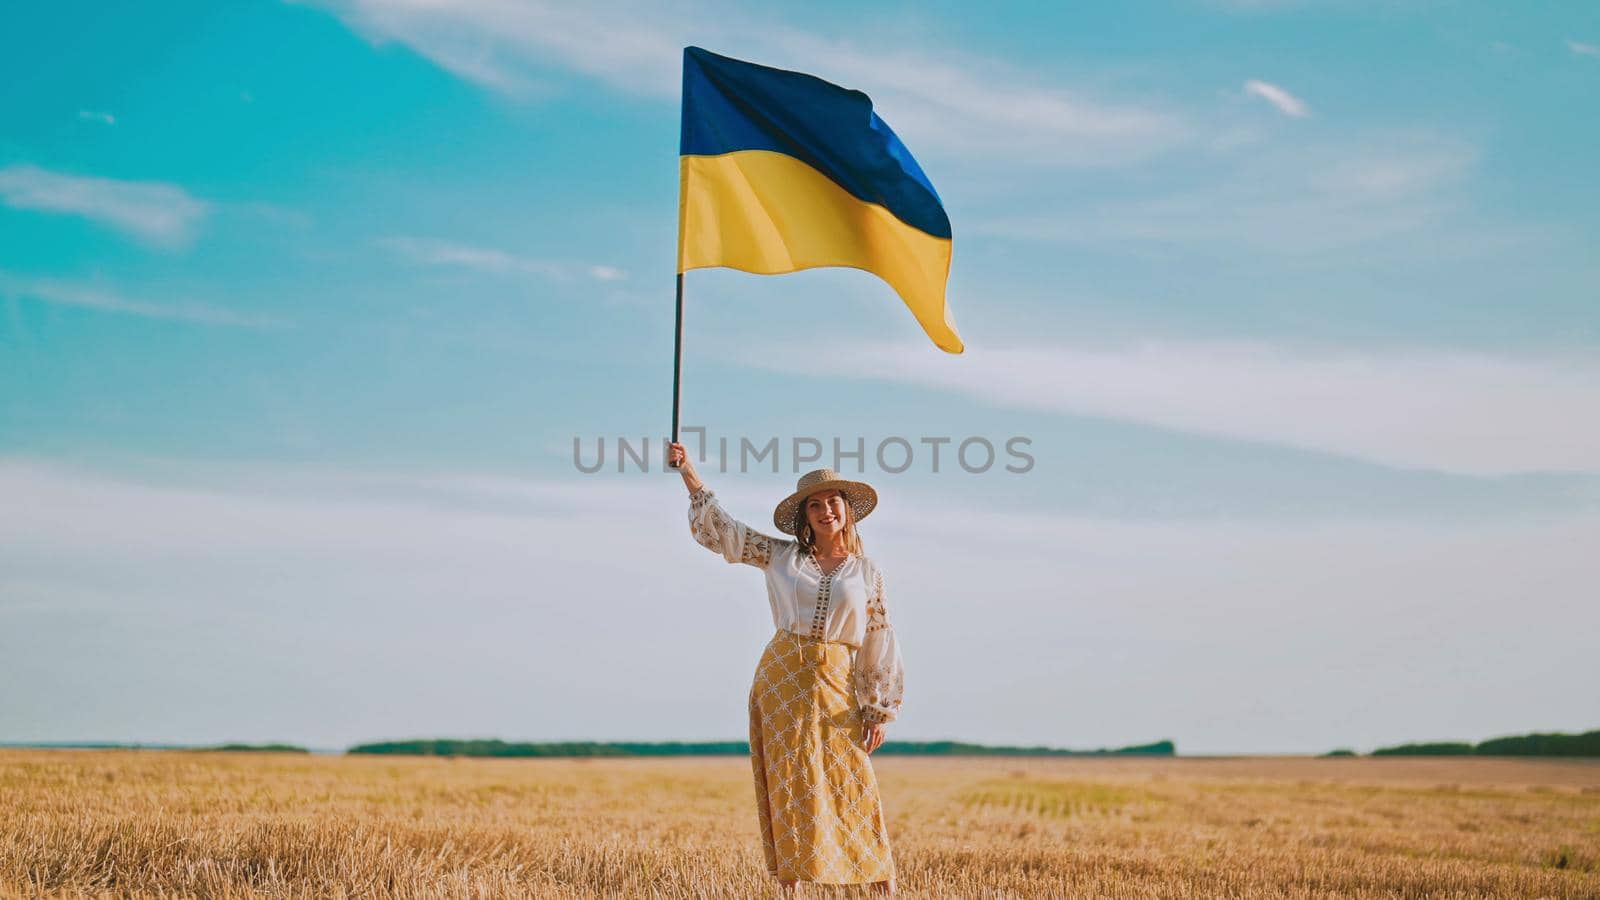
[[2, 749, 1598, 898]]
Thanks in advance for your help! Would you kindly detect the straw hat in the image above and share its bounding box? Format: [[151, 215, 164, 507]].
[[772, 468, 878, 535]]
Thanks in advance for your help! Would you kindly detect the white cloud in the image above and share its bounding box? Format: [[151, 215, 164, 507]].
[[77, 109, 116, 126], [1308, 147, 1469, 197], [381, 236, 565, 278], [304, 0, 1188, 166], [1568, 40, 1600, 58], [0, 164, 208, 248], [0, 272, 282, 328], [972, 133, 1479, 255], [379, 236, 627, 282], [1243, 79, 1310, 117], [735, 338, 1600, 476], [2, 459, 1597, 753], [762, 34, 1186, 166]]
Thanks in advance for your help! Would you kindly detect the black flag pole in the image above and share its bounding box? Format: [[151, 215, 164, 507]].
[[669, 272, 684, 466]]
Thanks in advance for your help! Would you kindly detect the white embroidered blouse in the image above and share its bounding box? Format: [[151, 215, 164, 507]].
[[688, 485, 905, 725]]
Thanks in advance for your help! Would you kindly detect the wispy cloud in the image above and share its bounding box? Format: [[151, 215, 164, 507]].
[[305, 0, 1188, 166], [0, 164, 208, 248], [796, 41, 1184, 166], [380, 236, 627, 282], [972, 133, 1478, 255], [1568, 39, 1600, 59], [0, 272, 283, 328], [736, 338, 1600, 476], [1243, 79, 1310, 117], [77, 109, 116, 126]]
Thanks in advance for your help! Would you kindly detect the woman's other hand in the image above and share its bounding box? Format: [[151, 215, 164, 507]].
[[862, 722, 886, 754], [668, 441, 704, 492]]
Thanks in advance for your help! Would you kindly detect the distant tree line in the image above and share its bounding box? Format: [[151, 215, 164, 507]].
[[877, 740, 1174, 757], [24, 730, 1598, 759], [1364, 729, 1600, 757], [345, 738, 1177, 758], [345, 740, 745, 757]]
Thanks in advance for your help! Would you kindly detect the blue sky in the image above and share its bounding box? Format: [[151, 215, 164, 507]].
[[3, 0, 1598, 753]]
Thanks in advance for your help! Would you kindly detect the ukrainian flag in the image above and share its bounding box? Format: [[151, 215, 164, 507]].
[[677, 46, 963, 354]]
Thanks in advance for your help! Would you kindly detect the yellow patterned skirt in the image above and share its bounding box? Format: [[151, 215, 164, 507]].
[[746, 628, 896, 884]]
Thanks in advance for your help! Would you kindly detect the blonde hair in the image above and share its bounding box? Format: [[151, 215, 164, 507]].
[[792, 489, 865, 557]]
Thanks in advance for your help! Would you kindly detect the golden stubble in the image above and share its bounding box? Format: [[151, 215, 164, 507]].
[[2, 750, 1597, 898]]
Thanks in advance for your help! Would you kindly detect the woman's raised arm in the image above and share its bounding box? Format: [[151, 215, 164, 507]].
[[670, 441, 781, 568], [668, 441, 705, 495]]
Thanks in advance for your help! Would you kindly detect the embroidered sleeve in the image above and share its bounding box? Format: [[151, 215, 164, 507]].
[[687, 486, 784, 569], [853, 566, 904, 725]]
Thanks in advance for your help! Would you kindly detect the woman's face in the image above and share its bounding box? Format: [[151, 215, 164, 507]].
[[804, 489, 849, 543]]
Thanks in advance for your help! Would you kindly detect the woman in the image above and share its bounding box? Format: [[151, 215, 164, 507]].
[[668, 441, 904, 896]]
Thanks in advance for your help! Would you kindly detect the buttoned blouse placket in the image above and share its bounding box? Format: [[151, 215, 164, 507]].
[[804, 551, 841, 663]]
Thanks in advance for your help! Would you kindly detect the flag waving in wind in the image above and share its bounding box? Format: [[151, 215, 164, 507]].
[[677, 46, 963, 354]]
